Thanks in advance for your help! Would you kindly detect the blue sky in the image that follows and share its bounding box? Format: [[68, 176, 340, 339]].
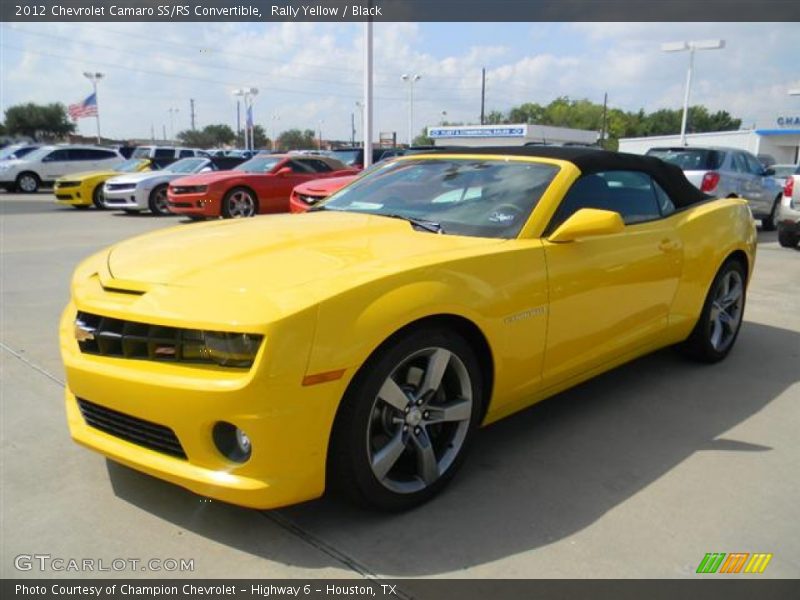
[[2, 21, 798, 143]]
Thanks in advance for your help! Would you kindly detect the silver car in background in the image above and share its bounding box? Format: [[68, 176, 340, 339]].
[[646, 146, 784, 230], [777, 164, 800, 248]]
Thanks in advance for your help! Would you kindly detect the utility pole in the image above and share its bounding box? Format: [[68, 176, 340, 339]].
[[480, 67, 486, 125], [600, 92, 608, 148], [351, 112, 356, 146], [162, 124, 167, 141], [150, 124, 155, 142], [190, 98, 196, 130]]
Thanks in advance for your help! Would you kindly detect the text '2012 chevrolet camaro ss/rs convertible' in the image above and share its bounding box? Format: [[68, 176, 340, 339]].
[[60, 147, 757, 511]]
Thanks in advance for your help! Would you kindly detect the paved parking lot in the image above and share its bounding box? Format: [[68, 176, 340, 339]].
[[1, 192, 798, 580]]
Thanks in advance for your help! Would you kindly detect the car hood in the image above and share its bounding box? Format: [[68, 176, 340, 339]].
[[105, 211, 502, 311], [106, 171, 170, 185], [57, 170, 117, 182], [295, 175, 358, 194], [169, 170, 242, 186]]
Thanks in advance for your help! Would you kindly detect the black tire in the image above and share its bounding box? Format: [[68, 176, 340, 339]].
[[760, 196, 780, 231], [16, 172, 40, 193], [327, 327, 484, 511], [221, 187, 258, 218], [148, 184, 170, 216], [778, 227, 799, 248], [680, 258, 747, 363], [92, 184, 106, 209]]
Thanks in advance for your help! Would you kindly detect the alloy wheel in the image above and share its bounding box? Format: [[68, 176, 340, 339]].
[[708, 269, 744, 352], [18, 174, 37, 193], [366, 347, 473, 494], [153, 187, 169, 214], [226, 190, 256, 217]]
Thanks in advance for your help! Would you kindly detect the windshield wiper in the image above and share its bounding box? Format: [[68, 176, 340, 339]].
[[380, 213, 445, 234]]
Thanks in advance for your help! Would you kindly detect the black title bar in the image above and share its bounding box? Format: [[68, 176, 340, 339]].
[[3, 0, 800, 22]]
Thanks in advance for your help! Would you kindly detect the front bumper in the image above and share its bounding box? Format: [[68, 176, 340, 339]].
[[103, 186, 149, 210], [60, 301, 348, 509], [54, 182, 91, 206], [167, 191, 220, 217]]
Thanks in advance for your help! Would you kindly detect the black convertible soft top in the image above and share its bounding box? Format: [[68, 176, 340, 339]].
[[430, 146, 709, 208]]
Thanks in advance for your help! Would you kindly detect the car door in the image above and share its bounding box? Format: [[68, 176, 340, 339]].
[[541, 171, 683, 385], [91, 149, 122, 169]]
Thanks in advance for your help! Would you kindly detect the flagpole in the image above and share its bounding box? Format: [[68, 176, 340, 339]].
[[83, 72, 104, 144]]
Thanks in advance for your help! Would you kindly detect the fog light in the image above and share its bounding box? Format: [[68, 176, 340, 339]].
[[213, 421, 252, 463]]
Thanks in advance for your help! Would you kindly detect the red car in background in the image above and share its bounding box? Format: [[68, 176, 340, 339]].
[[167, 154, 356, 219], [289, 174, 357, 213]]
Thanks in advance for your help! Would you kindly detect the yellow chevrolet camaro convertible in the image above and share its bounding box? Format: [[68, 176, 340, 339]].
[[60, 148, 756, 510], [54, 158, 153, 209]]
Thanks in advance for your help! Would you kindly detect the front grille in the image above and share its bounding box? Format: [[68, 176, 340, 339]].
[[168, 201, 193, 208], [77, 398, 186, 459], [76, 311, 212, 364], [103, 197, 128, 204], [56, 194, 74, 200], [105, 183, 136, 191]]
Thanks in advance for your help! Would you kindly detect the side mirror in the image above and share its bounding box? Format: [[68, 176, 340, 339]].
[[548, 208, 625, 243], [275, 166, 292, 177]]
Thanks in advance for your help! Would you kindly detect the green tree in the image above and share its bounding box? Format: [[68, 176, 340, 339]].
[[484, 110, 507, 125], [4, 103, 75, 141], [276, 128, 316, 151], [177, 123, 237, 148], [236, 125, 269, 149], [413, 126, 433, 146]]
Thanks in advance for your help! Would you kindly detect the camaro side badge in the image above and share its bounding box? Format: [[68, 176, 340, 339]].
[[74, 321, 95, 342], [504, 306, 546, 324]]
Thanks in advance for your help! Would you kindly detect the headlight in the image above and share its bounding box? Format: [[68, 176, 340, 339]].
[[171, 185, 208, 194], [201, 332, 262, 367]]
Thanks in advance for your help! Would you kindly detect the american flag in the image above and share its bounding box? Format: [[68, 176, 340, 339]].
[[68, 93, 98, 120]]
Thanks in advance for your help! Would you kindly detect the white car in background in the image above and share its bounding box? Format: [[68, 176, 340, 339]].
[[0, 145, 123, 193], [777, 164, 800, 248], [102, 156, 239, 215]]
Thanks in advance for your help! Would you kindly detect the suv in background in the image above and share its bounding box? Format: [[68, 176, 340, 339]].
[[130, 146, 209, 161], [646, 146, 785, 230], [0, 145, 123, 193]]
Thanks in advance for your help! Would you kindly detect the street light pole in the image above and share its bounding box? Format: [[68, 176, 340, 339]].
[[661, 39, 725, 146], [401, 73, 421, 146], [318, 120, 324, 150], [232, 87, 258, 150], [363, 20, 373, 167], [167, 107, 179, 142], [82, 71, 104, 144]]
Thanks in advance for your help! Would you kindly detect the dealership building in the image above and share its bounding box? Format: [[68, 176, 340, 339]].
[[428, 123, 599, 147], [618, 119, 800, 164]]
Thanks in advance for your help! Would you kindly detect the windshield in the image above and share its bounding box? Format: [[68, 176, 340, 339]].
[[647, 148, 724, 171], [321, 158, 559, 239], [21, 146, 55, 161], [0, 145, 25, 160], [329, 149, 361, 166], [165, 158, 208, 173], [234, 157, 281, 173], [772, 165, 798, 178], [131, 147, 153, 158], [115, 159, 149, 173]]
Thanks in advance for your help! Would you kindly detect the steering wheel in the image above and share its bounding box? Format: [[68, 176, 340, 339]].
[[486, 203, 524, 225]]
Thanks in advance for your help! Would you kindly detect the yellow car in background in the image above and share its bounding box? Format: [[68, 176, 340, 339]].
[[60, 148, 756, 511], [54, 158, 154, 209]]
